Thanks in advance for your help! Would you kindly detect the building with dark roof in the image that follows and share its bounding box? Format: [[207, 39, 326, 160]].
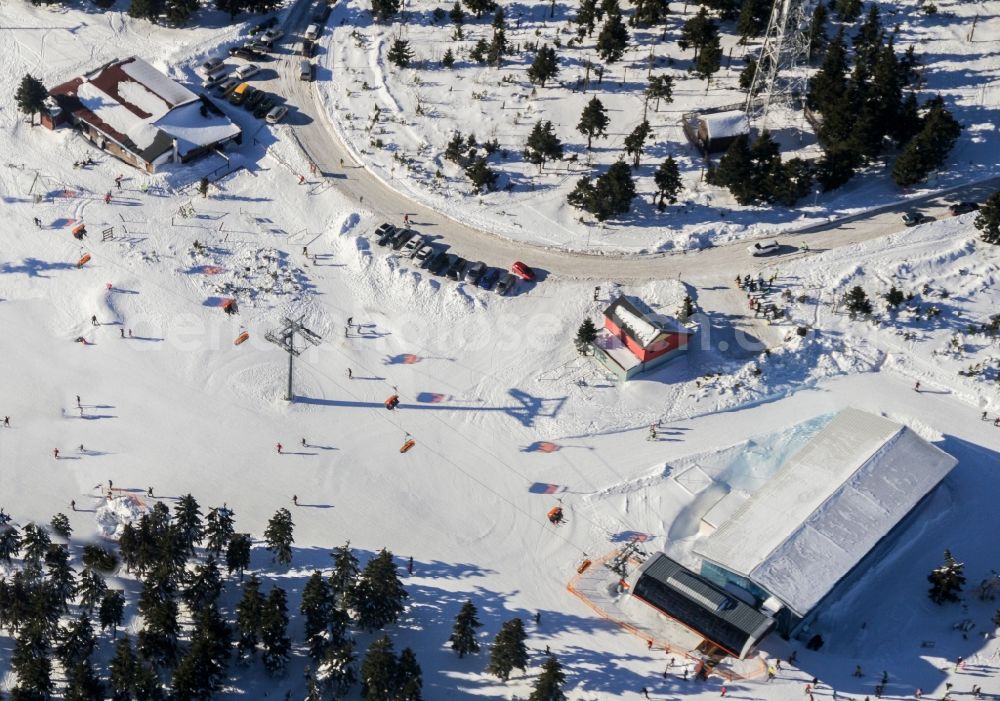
[[591, 295, 692, 380], [44, 57, 241, 172], [626, 553, 775, 660]]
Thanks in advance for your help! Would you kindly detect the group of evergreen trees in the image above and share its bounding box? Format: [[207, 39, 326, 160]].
[[0, 497, 570, 700], [26, 0, 280, 24], [708, 131, 813, 206]]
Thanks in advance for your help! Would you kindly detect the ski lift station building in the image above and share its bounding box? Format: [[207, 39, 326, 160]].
[[624, 409, 956, 656], [591, 296, 693, 381]]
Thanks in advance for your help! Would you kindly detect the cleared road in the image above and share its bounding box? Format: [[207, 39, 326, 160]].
[[268, 2, 997, 282]]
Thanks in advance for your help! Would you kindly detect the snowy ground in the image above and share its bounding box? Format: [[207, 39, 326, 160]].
[[314, 0, 1000, 251], [2, 0, 1000, 699]]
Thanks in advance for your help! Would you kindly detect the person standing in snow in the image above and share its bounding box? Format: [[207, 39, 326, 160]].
[[720, 686, 727, 696], [854, 666, 864, 678], [53, 448, 59, 459], [982, 411, 988, 421], [33, 217, 41, 228], [914, 382, 921, 392], [301, 438, 307, 447], [292, 495, 298, 506], [347, 368, 352, 379], [276, 443, 283, 454], [3, 416, 9, 427], [91, 315, 99, 326], [408, 556, 414, 574], [120, 329, 125, 338], [147, 487, 154, 497], [70, 500, 76, 511]]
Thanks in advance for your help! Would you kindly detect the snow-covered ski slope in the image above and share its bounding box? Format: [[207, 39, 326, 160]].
[[1, 1, 1000, 699]]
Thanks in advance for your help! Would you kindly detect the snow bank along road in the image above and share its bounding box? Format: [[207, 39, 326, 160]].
[[271, 0, 1000, 282]]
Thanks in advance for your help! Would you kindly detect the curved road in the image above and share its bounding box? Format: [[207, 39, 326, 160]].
[[271, 1, 998, 282]]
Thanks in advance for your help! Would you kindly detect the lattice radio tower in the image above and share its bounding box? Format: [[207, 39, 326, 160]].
[[746, 0, 817, 127], [265, 316, 323, 401]]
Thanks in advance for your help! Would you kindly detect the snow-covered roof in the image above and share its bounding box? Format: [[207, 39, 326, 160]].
[[701, 490, 748, 531], [701, 111, 750, 140], [604, 296, 691, 349], [119, 57, 197, 107], [695, 409, 957, 617], [154, 101, 242, 157], [77, 80, 163, 151]]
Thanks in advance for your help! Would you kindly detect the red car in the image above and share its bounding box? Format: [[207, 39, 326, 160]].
[[512, 261, 535, 280]]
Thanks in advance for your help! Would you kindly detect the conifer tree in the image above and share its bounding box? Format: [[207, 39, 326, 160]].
[[624, 120, 651, 168], [361, 635, 398, 701], [844, 286, 873, 316], [486, 618, 529, 681], [739, 57, 758, 93], [463, 0, 496, 17], [645, 74, 674, 111], [388, 39, 414, 68], [975, 190, 1000, 245], [524, 120, 564, 172], [890, 91, 921, 148], [573, 0, 598, 37], [442, 48, 456, 68], [64, 660, 104, 701], [173, 494, 203, 557], [56, 614, 97, 669], [215, 0, 241, 19], [465, 157, 497, 194], [236, 574, 265, 661], [109, 636, 138, 700], [301, 571, 334, 640], [487, 26, 508, 67], [99, 590, 125, 639], [184, 557, 224, 610], [15, 74, 48, 126], [470, 38, 490, 64], [261, 587, 291, 675], [0, 523, 20, 565], [353, 549, 408, 631], [76, 568, 108, 614], [163, 0, 195, 25], [137, 597, 180, 668], [50, 513, 72, 539], [395, 647, 423, 701], [678, 8, 716, 59], [596, 11, 629, 63], [12, 621, 53, 698], [653, 156, 682, 208], [577, 97, 609, 149], [694, 34, 722, 81], [702, 0, 739, 19], [928, 549, 966, 604], [815, 145, 859, 191], [528, 45, 560, 87], [174, 602, 230, 699], [226, 533, 252, 579], [133, 661, 165, 701], [46, 543, 76, 611], [884, 286, 904, 309], [574, 319, 598, 355], [892, 95, 961, 187], [449, 600, 483, 656], [264, 508, 294, 566], [529, 654, 566, 701], [449, 0, 465, 26], [204, 506, 235, 557], [331, 541, 361, 608], [630, 0, 668, 28], [129, 0, 164, 21], [807, 27, 847, 112], [736, 0, 770, 43], [21, 523, 50, 568], [832, 0, 861, 22], [678, 295, 695, 321], [372, 0, 402, 23], [318, 639, 357, 697], [707, 134, 754, 204], [806, 2, 827, 61]]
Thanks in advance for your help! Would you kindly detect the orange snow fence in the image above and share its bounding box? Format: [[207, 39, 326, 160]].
[[234, 331, 250, 346], [76, 254, 91, 268]]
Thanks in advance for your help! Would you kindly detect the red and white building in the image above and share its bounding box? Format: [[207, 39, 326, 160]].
[[592, 296, 693, 380], [44, 57, 242, 172]]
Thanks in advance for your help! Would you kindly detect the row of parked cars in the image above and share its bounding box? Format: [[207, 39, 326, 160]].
[[373, 223, 535, 295], [200, 47, 287, 123]]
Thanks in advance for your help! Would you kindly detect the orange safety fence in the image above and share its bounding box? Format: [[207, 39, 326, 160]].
[[566, 548, 768, 682]]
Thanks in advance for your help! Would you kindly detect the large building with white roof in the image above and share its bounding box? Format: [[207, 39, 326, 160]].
[[693, 408, 957, 637], [45, 57, 241, 172]]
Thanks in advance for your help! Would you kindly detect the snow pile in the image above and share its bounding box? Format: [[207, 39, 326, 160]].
[[95, 495, 148, 540]]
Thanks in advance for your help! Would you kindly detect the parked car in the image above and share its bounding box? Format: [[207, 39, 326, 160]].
[[201, 57, 225, 74], [304, 23, 320, 40], [265, 105, 289, 124], [202, 71, 231, 89], [229, 82, 253, 105], [218, 77, 241, 96], [245, 89, 267, 111], [480, 267, 499, 290], [402, 235, 425, 258], [299, 60, 313, 81], [430, 252, 455, 276], [901, 210, 928, 226], [374, 223, 397, 246], [254, 96, 278, 118], [748, 240, 780, 256], [301, 39, 316, 57], [464, 261, 486, 284], [495, 273, 517, 295], [229, 47, 259, 61], [414, 245, 435, 265], [312, 4, 331, 22], [262, 28, 284, 42], [446, 257, 468, 281], [511, 261, 535, 280], [391, 228, 416, 250], [949, 201, 979, 216], [234, 63, 260, 80]]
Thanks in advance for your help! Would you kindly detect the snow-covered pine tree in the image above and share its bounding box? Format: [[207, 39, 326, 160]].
[[574, 319, 598, 356], [0, 523, 20, 565], [260, 587, 291, 675], [46, 544, 76, 611], [55, 614, 96, 669], [844, 286, 873, 317], [360, 635, 397, 701], [442, 48, 456, 68], [596, 11, 629, 63], [395, 647, 423, 701], [235, 574, 265, 662], [173, 495, 203, 557], [527, 45, 559, 87], [317, 639, 357, 698], [678, 295, 695, 321], [11, 620, 54, 698], [331, 541, 361, 609], [387, 39, 414, 68], [301, 571, 334, 640], [183, 557, 223, 610], [645, 75, 674, 112], [226, 532, 252, 579], [524, 121, 564, 172], [529, 654, 567, 701], [76, 568, 108, 614], [486, 618, 529, 681], [928, 549, 966, 604], [371, 0, 402, 23], [264, 508, 294, 566], [99, 590, 125, 638], [50, 513, 72, 539], [449, 600, 483, 657], [353, 549, 408, 632], [204, 506, 235, 556], [21, 523, 50, 568], [109, 636, 138, 699], [64, 659, 104, 701], [15, 74, 48, 126], [653, 156, 682, 208], [577, 97, 609, 150], [975, 190, 1000, 245], [624, 120, 651, 168]]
